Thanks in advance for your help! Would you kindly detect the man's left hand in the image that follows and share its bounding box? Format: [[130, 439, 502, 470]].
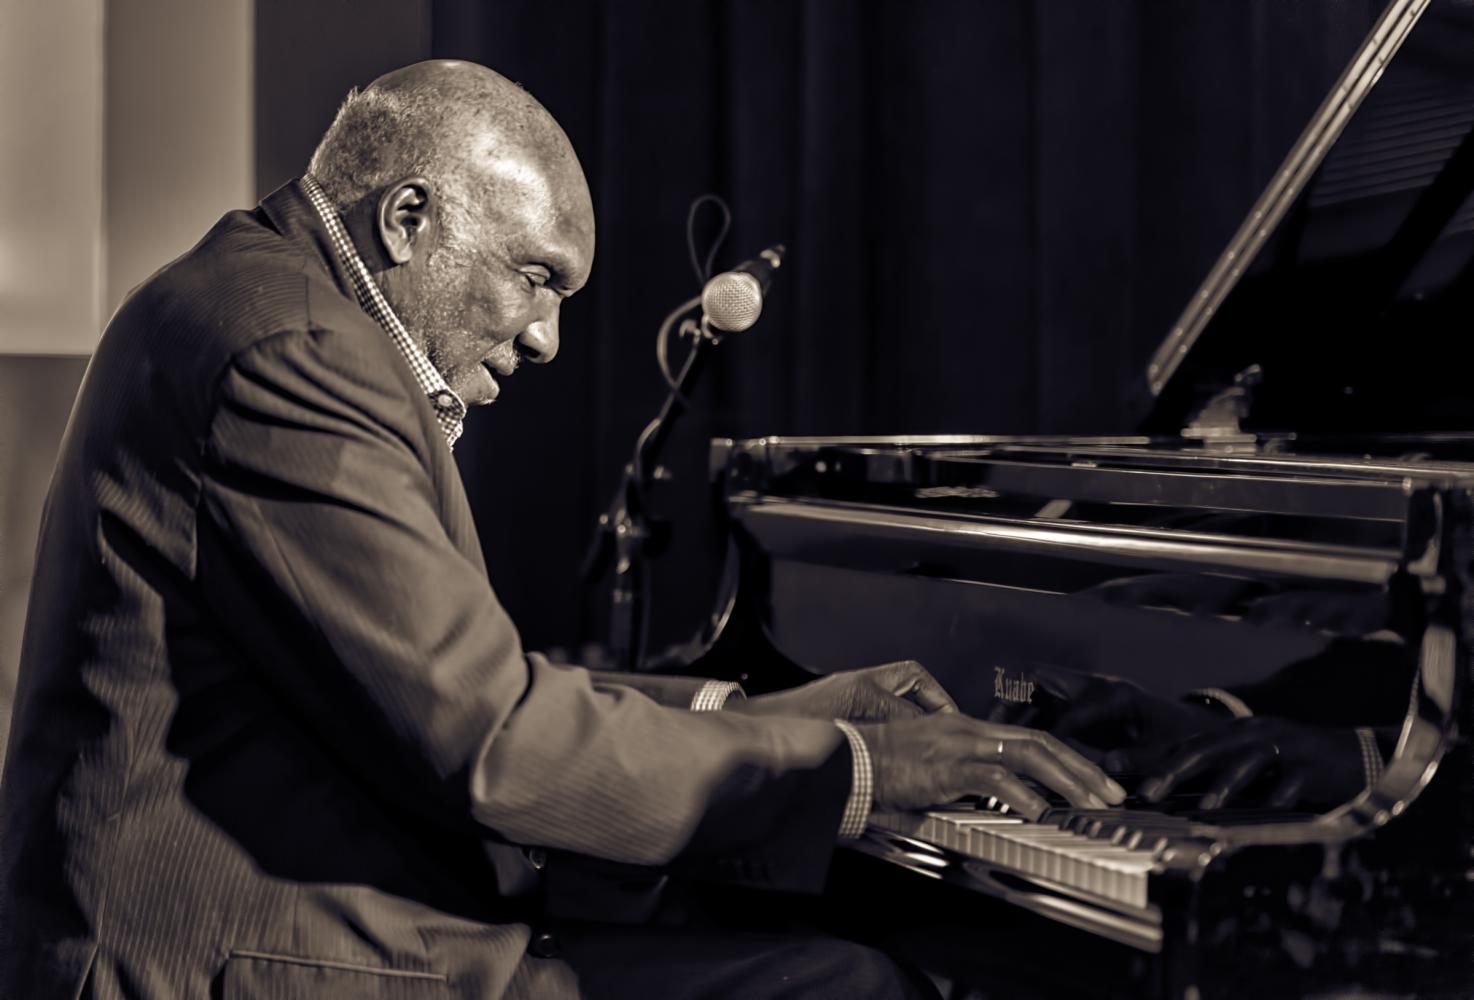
[[729, 660, 958, 722], [1123, 716, 1367, 810]]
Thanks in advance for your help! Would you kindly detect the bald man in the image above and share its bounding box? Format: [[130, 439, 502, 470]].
[[0, 62, 1120, 999]]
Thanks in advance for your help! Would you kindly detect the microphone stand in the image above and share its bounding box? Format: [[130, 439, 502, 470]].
[[582, 294, 722, 671]]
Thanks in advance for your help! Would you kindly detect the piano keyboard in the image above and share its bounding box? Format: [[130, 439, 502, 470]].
[[867, 805, 1173, 911], [860, 793, 1327, 953]]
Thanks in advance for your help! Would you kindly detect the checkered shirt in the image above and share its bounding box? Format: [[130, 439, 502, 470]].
[[689, 684, 872, 839], [689, 680, 745, 712], [301, 175, 467, 449], [1354, 727, 1385, 788], [832, 720, 874, 839]]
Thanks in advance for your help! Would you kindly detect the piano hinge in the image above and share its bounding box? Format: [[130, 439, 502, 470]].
[[1181, 364, 1262, 452]]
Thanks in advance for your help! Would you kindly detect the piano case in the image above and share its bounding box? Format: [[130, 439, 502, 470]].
[[685, 1, 1474, 995]]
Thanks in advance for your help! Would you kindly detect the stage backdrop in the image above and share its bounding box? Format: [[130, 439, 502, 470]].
[[261, 0, 1384, 661], [427, 0, 1383, 661]]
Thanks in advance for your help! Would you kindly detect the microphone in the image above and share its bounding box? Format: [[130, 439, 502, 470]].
[[700, 244, 786, 332]]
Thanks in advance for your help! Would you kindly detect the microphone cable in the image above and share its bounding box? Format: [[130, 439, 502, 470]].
[[657, 195, 733, 398]]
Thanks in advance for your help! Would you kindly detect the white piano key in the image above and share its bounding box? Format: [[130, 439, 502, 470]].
[[880, 809, 1158, 909]]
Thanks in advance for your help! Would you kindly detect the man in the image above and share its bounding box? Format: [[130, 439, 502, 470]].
[[0, 61, 1122, 998]]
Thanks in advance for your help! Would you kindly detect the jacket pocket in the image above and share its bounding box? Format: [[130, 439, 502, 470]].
[[220, 949, 450, 999]]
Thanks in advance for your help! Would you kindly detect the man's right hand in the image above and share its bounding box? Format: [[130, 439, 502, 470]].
[[856, 715, 1127, 820], [1045, 676, 1228, 751]]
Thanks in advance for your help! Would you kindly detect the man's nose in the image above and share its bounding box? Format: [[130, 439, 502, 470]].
[[516, 311, 559, 364]]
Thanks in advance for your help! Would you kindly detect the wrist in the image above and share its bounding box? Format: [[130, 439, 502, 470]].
[[1353, 726, 1385, 788], [833, 720, 873, 839], [719, 689, 794, 717], [689, 679, 746, 712]]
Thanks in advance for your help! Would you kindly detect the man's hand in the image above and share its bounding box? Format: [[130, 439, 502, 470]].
[[858, 715, 1127, 820], [1047, 676, 1228, 751], [731, 660, 958, 722], [988, 672, 1227, 752], [1125, 717, 1366, 810], [990, 669, 1232, 755]]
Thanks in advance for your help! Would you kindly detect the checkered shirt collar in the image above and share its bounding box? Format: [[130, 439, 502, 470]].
[[300, 175, 466, 450]]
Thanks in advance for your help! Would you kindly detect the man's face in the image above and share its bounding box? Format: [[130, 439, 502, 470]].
[[393, 156, 595, 406]]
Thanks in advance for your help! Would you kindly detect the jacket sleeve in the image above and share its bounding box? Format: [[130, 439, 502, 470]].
[[583, 670, 712, 709], [197, 326, 849, 878]]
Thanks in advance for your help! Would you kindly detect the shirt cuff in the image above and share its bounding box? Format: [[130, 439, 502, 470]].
[[832, 720, 873, 840], [689, 679, 745, 712], [1355, 726, 1385, 788]]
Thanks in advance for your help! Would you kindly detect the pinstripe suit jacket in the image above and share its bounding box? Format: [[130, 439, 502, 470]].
[[0, 182, 852, 999]]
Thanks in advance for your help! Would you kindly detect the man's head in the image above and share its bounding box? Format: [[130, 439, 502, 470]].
[[307, 60, 594, 405]]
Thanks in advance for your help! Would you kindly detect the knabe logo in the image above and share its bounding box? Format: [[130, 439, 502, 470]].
[[993, 666, 1036, 705]]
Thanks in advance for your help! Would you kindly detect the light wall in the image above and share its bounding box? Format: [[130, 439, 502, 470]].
[[105, 0, 253, 312], [0, 0, 254, 769], [0, 0, 106, 354], [0, 0, 252, 355]]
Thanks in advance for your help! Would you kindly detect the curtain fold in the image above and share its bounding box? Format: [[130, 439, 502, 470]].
[[433, 0, 1381, 655]]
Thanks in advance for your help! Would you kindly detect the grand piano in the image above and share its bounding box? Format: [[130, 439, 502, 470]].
[[680, 0, 1474, 994]]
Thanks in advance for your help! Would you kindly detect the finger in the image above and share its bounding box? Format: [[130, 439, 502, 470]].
[[844, 677, 925, 722], [968, 764, 1049, 821], [1000, 738, 1113, 810], [1140, 749, 1211, 802], [1062, 737, 1107, 766], [884, 661, 959, 714], [1102, 741, 1173, 779], [1028, 664, 1097, 701], [1265, 773, 1307, 809], [1032, 733, 1127, 803], [1199, 748, 1275, 809], [1139, 735, 1248, 803], [868, 691, 925, 721]]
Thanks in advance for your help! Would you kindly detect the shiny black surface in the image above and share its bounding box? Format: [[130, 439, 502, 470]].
[[1139, 0, 1474, 436], [692, 433, 1474, 997], [680, 1, 1474, 994]]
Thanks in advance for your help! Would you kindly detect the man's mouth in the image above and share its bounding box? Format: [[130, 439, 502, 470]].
[[479, 362, 505, 403], [480, 356, 521, 404], [477, 348, 519, 403]]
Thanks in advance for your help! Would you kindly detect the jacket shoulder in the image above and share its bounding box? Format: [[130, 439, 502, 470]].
[[92, 209, 406, 438], [116, 208, 361, 357]]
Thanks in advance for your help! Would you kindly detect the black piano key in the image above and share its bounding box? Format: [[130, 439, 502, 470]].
[[1124, 830, 1170, 853]]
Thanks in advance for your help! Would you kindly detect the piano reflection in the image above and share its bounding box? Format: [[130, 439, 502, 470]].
[[675, 0, 1474, 995]]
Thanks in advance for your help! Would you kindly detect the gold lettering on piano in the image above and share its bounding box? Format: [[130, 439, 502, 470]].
[[993, 666, 1036, 704]]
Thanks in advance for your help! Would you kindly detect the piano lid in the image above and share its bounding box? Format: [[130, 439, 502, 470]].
[[1136, 0, 1474, 438]]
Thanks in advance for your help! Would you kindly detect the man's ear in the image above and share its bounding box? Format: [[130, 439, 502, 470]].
[[376, 177, 435, 265]]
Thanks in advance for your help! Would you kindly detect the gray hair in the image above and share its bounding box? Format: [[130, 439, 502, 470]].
[[307, 84, 478, 214], [305, 63, 578, 252]]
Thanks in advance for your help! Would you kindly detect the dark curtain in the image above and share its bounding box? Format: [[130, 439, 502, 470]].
[[427, 0, 1382, 658]]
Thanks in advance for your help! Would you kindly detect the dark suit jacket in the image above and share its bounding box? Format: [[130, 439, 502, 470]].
[[0, 181, 852, 999]]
